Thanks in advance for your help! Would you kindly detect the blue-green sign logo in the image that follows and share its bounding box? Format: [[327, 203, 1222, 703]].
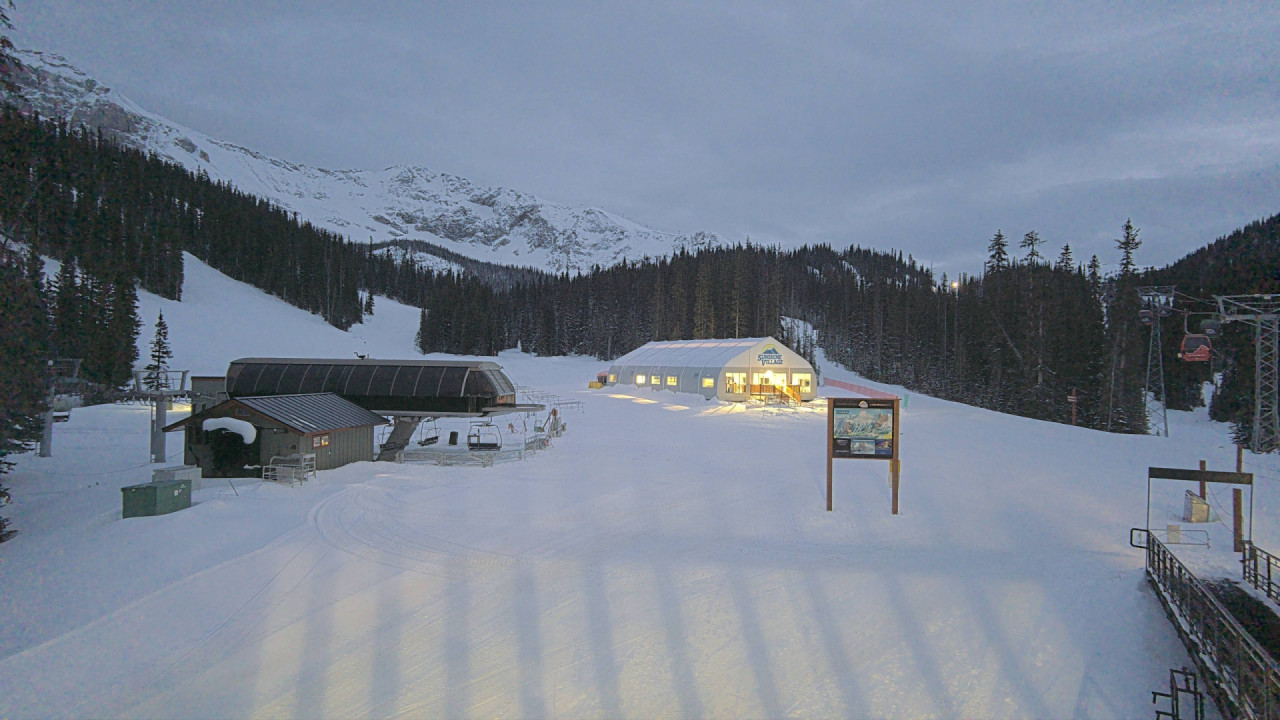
[[758, 346, 784, 365]]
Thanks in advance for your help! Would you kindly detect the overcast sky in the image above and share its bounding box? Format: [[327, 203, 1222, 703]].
[[11, 1, 1280, 274]]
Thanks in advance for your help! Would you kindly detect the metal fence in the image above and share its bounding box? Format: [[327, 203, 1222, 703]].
[[1144, 534, 1280, 719], [1244, 542, 1280, 607]]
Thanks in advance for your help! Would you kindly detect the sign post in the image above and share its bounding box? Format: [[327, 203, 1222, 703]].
[[827, 396, 901, 514]]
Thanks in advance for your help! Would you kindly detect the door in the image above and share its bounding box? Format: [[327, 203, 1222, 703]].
[[207, 428, 262, 477]]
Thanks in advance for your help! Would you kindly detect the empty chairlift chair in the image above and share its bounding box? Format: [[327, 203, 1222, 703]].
[[467, 422, 502, 451], [418, 419, 440, 446]]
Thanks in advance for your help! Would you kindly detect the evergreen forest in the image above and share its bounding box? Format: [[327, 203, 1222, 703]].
[[3, 106, 1278, 458]]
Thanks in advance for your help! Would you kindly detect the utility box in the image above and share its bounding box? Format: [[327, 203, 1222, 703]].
[[153, 464, 203, 490], [122, 478, 192, 519], [1183, 490, 1216, 523]]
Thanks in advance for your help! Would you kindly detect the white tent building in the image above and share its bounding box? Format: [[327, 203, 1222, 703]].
[[605, 337, 817, 402]]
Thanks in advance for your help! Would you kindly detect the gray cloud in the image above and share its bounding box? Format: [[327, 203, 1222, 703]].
[[13, 1, 1280, 274]]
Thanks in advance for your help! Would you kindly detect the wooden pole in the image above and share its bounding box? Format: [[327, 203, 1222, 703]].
[[891, 458, 900, 515], [827, 402, 834, 512], [1199, 460, 1207, 499], [1234, 488, 1244, 553], [892, 398, 901, 516]]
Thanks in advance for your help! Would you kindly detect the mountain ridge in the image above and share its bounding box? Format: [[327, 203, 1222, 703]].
[[10, 48, 722, 274]]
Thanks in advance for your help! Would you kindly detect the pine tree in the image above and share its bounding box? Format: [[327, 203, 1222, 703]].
[[143, 310, 173, 390], [1116, 219, 1142, 276], [986, 230, 1010, 272], [1055, 244, 1074, 272], [363, 292, 374, 315], [0, 0, 22, 102], [0, 254, 49, 542], [51, 258, 81, 359], [1020, 230, 1044, 265]]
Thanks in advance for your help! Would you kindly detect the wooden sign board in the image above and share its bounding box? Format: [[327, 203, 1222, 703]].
[[827, 397, 901, 513]]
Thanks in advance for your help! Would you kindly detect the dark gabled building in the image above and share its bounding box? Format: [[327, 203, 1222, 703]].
[[164, 392, 388, 477]]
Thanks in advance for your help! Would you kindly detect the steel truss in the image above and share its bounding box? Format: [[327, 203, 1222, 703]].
[[1215, 296, 1280, 453], [1140, 286, 1175, 437]]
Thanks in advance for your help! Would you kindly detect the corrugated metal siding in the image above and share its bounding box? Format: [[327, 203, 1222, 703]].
[[261, 428, 295, 461], [238, 393, 387, 434]]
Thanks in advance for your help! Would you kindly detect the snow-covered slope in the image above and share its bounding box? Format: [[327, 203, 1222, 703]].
[[11, 49, 721, 274], [3, 249, 1277, 717]]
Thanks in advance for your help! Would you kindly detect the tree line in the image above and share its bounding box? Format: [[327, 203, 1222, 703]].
[[3, 99, 1276, 481]]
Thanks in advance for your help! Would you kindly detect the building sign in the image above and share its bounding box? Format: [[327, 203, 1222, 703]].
[[757, 345, 784, 365], [831, 398, 896, 459]]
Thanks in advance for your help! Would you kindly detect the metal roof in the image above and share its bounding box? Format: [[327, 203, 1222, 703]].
[[609, 338, 768, 368], [231, 357, 504, 370], [235, 393, 388, 434]]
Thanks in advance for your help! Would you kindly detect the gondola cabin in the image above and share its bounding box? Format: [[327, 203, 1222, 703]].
[[225, 358, 520, 417], [1180, 335, 1212, 362]]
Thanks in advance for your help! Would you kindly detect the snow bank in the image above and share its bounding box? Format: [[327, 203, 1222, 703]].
[[202, 417, 256, 444]]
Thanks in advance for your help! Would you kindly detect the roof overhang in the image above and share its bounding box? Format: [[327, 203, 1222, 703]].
[[372, 403, 546, 418]]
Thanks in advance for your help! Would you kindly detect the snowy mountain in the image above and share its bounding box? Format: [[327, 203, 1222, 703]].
[[10, 49, 721, 274]]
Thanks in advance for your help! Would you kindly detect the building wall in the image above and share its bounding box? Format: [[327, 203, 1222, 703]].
[[260, 426, 374, 470], [607, 351, 817, 402], [189, 376, 228, 415], [183, 409, 376, 475], [306, 426, 375, 470]]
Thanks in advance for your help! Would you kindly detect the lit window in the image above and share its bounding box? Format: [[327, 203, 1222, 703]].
[[312, 434, 330, 448], [636, 374, 646, 384], [725, 372, 746, 393], [702, 377, 714, 388], [652, 375, 662, 385], [608, 374, 617, 383], [666, 376, 677, 386], [793, 373, 812, 390]]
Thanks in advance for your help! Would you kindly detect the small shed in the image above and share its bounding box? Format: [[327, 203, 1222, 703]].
[[189, 375, 227, 415], [605, 337, 818, 402], [164, 392, 388, 477]]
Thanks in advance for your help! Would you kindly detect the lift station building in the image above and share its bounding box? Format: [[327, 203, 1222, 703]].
[[605, 337, 817, 402], [164, 393, 388, 477]]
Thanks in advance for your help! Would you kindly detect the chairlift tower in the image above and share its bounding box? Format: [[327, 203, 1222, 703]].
[[40, 358, 82, 457], [1138, 286, 1175, 438], [134, 369, 190, 463], [1215, 295, 1280, 453]]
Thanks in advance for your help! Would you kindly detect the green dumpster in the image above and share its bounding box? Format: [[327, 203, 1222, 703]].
[[121, 478, 192, 518]]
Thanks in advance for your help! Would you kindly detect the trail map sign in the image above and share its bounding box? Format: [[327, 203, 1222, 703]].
[[827, 397, 901, 513], [832, 399, 896, 458]]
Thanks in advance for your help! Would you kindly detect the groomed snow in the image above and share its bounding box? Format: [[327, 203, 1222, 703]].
[[2, 255, 1277, 718]]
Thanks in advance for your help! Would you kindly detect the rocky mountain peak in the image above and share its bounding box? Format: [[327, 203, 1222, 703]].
[[10, 48, 722, 275]]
